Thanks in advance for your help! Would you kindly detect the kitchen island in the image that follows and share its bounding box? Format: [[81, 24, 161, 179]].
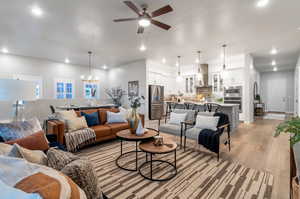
[[165, 101, 240, 132]]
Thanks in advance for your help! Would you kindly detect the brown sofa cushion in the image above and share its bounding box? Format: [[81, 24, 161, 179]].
[[5, 131, 49, 151], [107, 123, 130, 134], [91, 125, 112, 138], [99, 108, 119, 124]]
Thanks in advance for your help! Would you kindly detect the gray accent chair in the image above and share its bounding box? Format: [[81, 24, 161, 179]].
[[182, 111, 231, 160], [158, 109, 196, 148]]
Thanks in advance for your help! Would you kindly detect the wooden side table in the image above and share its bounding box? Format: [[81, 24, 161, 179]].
[[139, 139, 177, 181]]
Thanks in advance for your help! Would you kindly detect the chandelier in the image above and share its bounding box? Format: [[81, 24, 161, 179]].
[[80, 51, 99, 82], [176, 56, 182, 82]]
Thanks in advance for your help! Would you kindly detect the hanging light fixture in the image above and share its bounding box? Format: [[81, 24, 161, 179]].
[[176, 56, 182, 82], [222, 44, 227, 70], [196, 51, 201, 76], [81, 51, 99, 82]]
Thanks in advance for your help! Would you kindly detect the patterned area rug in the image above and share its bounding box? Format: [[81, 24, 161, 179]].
[[77, 141, 274, 199]]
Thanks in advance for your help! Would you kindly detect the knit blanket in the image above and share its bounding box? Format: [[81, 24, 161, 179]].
[[65, 128, 96, 152]]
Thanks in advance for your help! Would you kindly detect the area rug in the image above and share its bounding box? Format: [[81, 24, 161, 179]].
[[77, 141, 274, 199]]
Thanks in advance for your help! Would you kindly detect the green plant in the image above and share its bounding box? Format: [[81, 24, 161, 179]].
[[274, 117, 300, 146]]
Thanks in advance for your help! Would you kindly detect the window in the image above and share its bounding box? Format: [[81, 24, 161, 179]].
[[54, 79, 74, 99], [13, 74, 43, 99], [84, 82, 99, 99]]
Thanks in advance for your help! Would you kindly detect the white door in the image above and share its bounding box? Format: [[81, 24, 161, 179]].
[[266, 77, 286, 112], [262, 71, 294, 113]]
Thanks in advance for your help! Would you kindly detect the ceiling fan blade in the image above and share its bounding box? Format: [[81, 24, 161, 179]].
[[113, 18, 139, 22], [124, 1, 141, 16], [151, 19, 171, 30], [137, 26, 144, 34], [151, 5, 173, 18]]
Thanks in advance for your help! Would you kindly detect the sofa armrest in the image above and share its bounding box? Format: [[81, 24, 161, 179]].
[[47, 120, 65, 145]]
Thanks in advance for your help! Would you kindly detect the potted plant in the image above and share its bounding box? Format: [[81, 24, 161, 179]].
[[105, 87, 126, 107], [128, 96, 144, 134], [274, 117, 300, 197], [274, 117, 300, 146]]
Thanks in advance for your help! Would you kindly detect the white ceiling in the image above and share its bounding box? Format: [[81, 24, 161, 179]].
[[0, 0, 299, 71]]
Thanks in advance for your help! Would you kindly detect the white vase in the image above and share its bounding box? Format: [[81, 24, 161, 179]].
[[135, 120, 145, 136]]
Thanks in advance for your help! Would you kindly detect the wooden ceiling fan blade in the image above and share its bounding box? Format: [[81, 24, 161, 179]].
[[124, 1, 141, 16], [113, 18, 139, 22], [151, 20, 171, 30], [151, 5, 173, 18], [137, 26, 144, 34]]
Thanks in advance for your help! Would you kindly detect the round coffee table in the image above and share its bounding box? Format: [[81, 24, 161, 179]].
[[139, 139, 177, 181], [116, 129, 158, 171]]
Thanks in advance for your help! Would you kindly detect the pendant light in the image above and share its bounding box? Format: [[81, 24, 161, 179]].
[[176, 56, 182, 82], [81, 51, 99, 82], [177, 56, 181, 76], [196, 51, 201, 75], [222, 44, 227, 70]]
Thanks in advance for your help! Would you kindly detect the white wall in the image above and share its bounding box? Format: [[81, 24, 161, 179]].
[[0, 54, 109, 121], [261, 70, 295, 113], [146, 59, 177, 95], [108, 60, 148, 116], [0, 54, 108, 99], [295, 55, 300, 116]]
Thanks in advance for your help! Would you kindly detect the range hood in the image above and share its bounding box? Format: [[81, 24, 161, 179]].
[[196, 64, 210, 87], [196, 64, 212, 96]]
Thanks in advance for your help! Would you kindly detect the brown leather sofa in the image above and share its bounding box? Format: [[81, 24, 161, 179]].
[[47, 107, 144, 145]]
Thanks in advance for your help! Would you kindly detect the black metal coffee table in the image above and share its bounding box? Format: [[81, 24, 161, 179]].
[[116, 129, 157, 171]]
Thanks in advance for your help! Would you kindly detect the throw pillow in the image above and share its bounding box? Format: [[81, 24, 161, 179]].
[[195, 115, 220, 131], [67, 117, 88, 132], [119, 107, 129, 119], [107, 111, 127, 124], [81, 112, 100, 127], [55, 110, 77, 132], [0, 156, 87, 199], [0, 179, 42, 199], [168, 112, 187, 125], [61, 159, 103, 199], [8, 143, 48, 165], [0, 117, 42, 141], [47, 148, 80, 170], [5, 131, 49, 151], [0, 143, 13, 155]]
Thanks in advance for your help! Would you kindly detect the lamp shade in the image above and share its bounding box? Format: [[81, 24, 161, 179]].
[[0, 79, 36, 101]]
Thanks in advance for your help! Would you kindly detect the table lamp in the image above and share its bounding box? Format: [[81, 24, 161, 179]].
[[0, 79, 36, 121]]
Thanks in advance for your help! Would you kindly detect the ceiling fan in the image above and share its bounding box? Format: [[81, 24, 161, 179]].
[[113, 1, 173, 34]]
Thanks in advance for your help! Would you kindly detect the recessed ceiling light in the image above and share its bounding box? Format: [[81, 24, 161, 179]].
[[270, 48, 278, 55], [103, 65, 108, 70], [139, 44, 146, 51], [271, 60, 276, 66], [273, 67, 277, 72], [65, 58, 70, 64], [162, 58, 166, 64], [1, 47, 8, 54], [256, 0, 269, 8], [31, 5, 43, 17]]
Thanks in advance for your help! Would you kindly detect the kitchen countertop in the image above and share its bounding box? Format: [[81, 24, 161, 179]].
[[164, 101, 240, 107]]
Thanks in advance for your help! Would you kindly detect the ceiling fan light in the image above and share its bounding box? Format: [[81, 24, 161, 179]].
[[138, 18, 150, 27]]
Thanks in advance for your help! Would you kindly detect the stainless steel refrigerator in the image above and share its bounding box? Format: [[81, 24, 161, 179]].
[[148, 85, 164, 120]]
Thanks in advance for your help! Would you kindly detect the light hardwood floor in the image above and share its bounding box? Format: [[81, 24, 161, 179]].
[[146, 118, 290, 199]]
